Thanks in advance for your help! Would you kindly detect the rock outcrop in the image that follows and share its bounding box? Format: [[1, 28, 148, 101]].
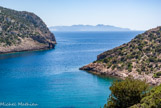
[[80, 26, 161, 85], [0, 6, 56, 54]]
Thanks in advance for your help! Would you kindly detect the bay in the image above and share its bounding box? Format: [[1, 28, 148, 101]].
[[0, 31, 143, 108]]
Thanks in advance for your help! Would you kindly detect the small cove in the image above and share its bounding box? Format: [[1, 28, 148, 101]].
[[0, 31, 143, 108]]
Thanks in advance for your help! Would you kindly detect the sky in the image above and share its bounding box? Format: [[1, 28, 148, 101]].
[[0, 0, 161, 30]]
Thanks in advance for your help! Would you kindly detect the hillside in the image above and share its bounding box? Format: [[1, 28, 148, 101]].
[[0, 6, 56, 54], [49, 24, 130, 31], [80, 26, 161, 85]]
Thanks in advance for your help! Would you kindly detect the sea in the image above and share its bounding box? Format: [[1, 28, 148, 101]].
[[0, 31, 143, 108]]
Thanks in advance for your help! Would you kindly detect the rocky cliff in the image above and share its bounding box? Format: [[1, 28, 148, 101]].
[[0, 6, 56, 54], [80, 26, 161, 85]]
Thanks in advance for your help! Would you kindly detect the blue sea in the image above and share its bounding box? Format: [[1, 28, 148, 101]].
[[0, 31, 143, 108]]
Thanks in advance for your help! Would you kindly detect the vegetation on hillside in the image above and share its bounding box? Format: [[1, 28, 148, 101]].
[[95, 26, 161, 76], [0, 6, 55, 46]]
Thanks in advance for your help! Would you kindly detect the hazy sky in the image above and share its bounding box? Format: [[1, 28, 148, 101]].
[[0, 0, 161, 30]]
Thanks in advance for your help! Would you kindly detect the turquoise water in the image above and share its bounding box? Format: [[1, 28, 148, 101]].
[[0, 31, 143, 108]]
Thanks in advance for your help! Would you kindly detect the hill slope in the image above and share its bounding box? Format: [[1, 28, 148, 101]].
[[80, 26, 161, 85], [0, 6, 56, 54]]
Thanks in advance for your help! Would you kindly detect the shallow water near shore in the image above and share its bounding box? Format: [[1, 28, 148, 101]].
[[0, 31, 143, 108]]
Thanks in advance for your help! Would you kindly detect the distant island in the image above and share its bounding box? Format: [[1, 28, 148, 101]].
[[0, 6, 56, 54], [49, 24, 131, 32], [80, 26, 161, 85]]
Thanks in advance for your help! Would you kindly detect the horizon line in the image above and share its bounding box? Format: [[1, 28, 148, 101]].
[[48, 24, 148, 31]]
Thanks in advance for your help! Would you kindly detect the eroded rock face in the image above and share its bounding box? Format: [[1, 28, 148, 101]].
[[80, 26, 161, 85], [0, 6, 56, 54]]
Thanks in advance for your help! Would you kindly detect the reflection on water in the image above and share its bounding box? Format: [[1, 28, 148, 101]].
[[0, 49, 54, 60]]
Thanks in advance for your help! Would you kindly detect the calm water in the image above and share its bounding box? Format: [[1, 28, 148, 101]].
[[0, 31, 143, 108]]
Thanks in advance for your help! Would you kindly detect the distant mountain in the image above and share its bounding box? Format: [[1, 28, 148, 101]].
[[49, 24, 131, 31]]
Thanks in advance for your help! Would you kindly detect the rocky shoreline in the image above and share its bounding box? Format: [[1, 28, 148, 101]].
[[0, 45, 55, 55], [0, 38, 56, 54], [80, 63, 161, 85]]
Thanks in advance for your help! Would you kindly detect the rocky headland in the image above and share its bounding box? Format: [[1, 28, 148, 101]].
[[0, 6, 56, 54], [80, 26, 161, 85]]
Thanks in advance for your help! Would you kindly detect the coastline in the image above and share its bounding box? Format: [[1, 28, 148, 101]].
[[81, 69, 122, 81], [80, 62, 161, 85], [0, 43, 56, 55], [0, 37, 56, 55], [0, 46, 54, 55]]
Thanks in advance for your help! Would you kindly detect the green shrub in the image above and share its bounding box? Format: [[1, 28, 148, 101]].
[[107, 63, 112, 69], [153, 71, 161, 78], [112, 65, 116, 70], [131, 85, 161, 108], [136, 69, 141, 74], [127, 63, 133, 72], [149, 57, 157, 62], [153, 74, 159, 78], [156, 71, 161, 76], [104, 77, 149, 108]]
